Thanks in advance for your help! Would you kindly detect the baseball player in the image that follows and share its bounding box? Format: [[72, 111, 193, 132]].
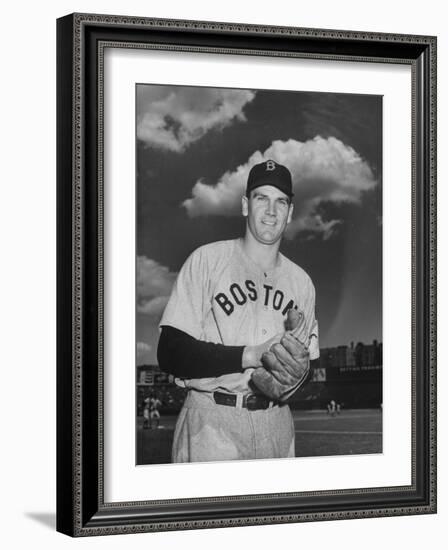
[[149, 394, 162, 429], [157, 160, 319, 463], [142, 397, 150, 429]]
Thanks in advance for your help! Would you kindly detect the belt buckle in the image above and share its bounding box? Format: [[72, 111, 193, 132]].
[[245, 393, 261, 411], [213, 391, 237, 407]]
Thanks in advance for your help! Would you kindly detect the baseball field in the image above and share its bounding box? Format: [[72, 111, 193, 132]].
[[136, 408, 382, 464]]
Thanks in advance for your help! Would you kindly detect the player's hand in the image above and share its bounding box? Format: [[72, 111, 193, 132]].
[[242, 309, 306, 369], [250, 309, 311, 401], [242, 332, 283, 369]]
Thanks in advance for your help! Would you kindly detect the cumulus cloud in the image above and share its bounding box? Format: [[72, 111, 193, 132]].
[[137, 341, 152, 354], [137, 257, 177, 317], [137, 86, 256, 152], [137, 341, 152, 364], [183, 136, 377, 239], [137, 296, 170, 317]]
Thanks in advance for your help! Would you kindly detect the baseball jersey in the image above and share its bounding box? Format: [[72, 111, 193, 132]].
[[160, 238, 319, 393]]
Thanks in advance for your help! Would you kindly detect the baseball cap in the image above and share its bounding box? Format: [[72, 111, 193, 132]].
[[246, 160, 294, 198]]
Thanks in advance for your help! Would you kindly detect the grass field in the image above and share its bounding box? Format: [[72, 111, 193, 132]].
[[136, 408, 382, 465]]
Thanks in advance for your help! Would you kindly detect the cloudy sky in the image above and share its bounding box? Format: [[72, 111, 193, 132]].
[[136, 84, 382, 365]]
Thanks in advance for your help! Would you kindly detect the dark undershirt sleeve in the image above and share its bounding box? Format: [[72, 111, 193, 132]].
[[157, 326, 245, 379]]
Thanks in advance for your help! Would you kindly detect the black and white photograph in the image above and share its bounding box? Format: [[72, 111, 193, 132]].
[[51, 7, 436, 540], [1, 0, 442, 544], [135, 83, 383, 465]]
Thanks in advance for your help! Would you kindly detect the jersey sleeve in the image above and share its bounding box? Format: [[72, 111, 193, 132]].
[[303, 278, 320, 360], [157, 326, 244, 378], [159, 248, 208, 339]]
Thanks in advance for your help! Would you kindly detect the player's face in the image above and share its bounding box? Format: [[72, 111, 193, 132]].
[[242, 185, 293, 245]]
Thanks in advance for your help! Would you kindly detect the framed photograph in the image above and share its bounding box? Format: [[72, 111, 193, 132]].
[[56, 13, 437, 536], [134, 83, 383, 466]]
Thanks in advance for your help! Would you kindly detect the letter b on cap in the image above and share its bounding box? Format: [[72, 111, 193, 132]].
[[266, 160, 276, 171]]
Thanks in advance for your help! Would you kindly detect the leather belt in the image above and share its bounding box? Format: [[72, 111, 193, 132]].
[[213, 391, 276, 411]]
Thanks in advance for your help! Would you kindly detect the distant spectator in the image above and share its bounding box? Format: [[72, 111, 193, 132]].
[[143, 397, 150, 429], [149, 395, 162, 429]]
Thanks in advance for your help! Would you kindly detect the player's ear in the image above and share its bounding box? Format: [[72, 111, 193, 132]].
[[286, 202, 294, 224], [242, 195, 248, 217]]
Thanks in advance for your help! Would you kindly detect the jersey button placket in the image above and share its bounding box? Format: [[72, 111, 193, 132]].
[[260, 272, 271, 337], [260, 307, 271, 340], [262, 272, 271, 311]]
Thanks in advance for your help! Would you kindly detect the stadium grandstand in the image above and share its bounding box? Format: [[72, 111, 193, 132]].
[[136, 340, 382, 414]]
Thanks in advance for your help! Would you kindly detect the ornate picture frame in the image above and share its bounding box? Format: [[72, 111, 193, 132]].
[[56, 13, 436, 536]]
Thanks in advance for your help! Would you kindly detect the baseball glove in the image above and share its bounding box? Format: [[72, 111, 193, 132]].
[[251, 309, 310, 402]]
